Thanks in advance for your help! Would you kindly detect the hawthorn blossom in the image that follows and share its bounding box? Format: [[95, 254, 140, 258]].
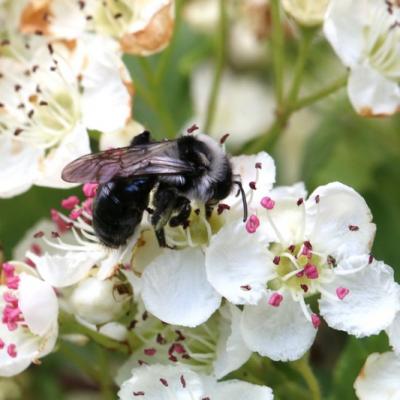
[[206, 182, 400, 361], [20, 0, 175, 55], [132, 152, 275, 327], [324, 0, 400, 116], [116, 303, 251, 383], [26, 185, 137, 287], [0, 262, 58, 377], [189, 64, 275, 149], [354, 352, 400, 400], [68, 275, 131, 325], [118, 364, 273, 400], [0, 34, 132, 197], [282, 0, 329, 26]]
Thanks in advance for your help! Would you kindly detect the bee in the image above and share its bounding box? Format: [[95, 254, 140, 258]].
[[62, 131, 247, 248]]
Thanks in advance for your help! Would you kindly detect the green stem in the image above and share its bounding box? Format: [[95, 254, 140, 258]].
[[291, 73, 349, 112], [97, 347, 115, 400], [204, 0, 227, 132], [244, 73, 348, 153], [291, 355, 321, 400], [270, 0, 285, 107], [59, 312, 130, 354], [287, 28, 316, 106]]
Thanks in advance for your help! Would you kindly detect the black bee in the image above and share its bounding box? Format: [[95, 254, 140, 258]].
[[62, 131, 247, 248]]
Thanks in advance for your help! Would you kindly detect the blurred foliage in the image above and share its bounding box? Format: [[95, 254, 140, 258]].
[[1, 2, 400, 399]]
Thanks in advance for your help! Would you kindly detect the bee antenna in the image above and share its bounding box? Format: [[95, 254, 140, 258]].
[[233, 180, 248, 223]]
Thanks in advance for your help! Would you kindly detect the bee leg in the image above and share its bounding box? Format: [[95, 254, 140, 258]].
[[155, 228, 172, 249], [151, 184, 178, 249], [169, 197, 191, 228]]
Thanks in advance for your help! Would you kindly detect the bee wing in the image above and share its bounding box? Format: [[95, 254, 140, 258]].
[[62, 141, 194, 184]]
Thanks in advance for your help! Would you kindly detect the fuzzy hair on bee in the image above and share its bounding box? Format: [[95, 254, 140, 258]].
[[62, 131, 247, 248]]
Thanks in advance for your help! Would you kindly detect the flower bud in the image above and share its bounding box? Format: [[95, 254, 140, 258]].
[[69, 277, 129, 325], [282, 0, 329, 26]]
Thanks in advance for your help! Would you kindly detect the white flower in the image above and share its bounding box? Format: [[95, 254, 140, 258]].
[[0, 262, 58, 377], [188, 63, 275, 149], [354, 352, 400, 400], [25, 187, 137, 287], [116, 303, 251, 384], [68, 276, 130, 325], [20, 0, 175, 55], [118, 363, 273, 400], [0, 34, 132, 197], [282, 0, 329, 26], [133, 152, 275, 327], [324, 0, 400, 116], [206, 182, 400, 361]]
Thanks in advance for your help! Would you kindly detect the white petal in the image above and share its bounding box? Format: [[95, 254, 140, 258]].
[[99, 120, 146, 150], [306, 182, 376, 259], [206, 220, 270, 305], [81, 35, 132, 133], [141, 248, 221, 327], [227, 152, 276, 210], [69, 277, 127, 325], [49, 0, 87, 39], [28, 250, 104, 287], [260, 192, 306, 245], [271, 182, 307, 200], [0, 136, 41, 198], [323, 0, 366, 67], [99, 322, 128, 342], [0, 287, 58, 376], [211, 380, 274, 400], [348, 65, 400, 117], [241, 295, 317, 361], [0, 337, 35, 378], [117, 0, 175, 56], [319, 256, 400, 337], [34, 124, 91, 189], [131, 228, 163, 275], [97, 234, 137, 280], [213, 304, 252, 379], [354, 352, 400, 400], [19, 273, 58, 336], [118, 364, 205, 400], [387, 312, 400, 355], [12, 219, 55, 262]]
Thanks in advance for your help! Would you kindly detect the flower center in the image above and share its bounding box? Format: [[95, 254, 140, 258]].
[[164, 205, 224, 249], [268, 241, 332, 296], [0, 40, 80, 149]]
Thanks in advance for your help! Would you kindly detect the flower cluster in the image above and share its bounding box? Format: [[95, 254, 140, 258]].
[[1, 143, 399, 399], [0, 0, 174, 198], [1, 1, 400, 398]]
